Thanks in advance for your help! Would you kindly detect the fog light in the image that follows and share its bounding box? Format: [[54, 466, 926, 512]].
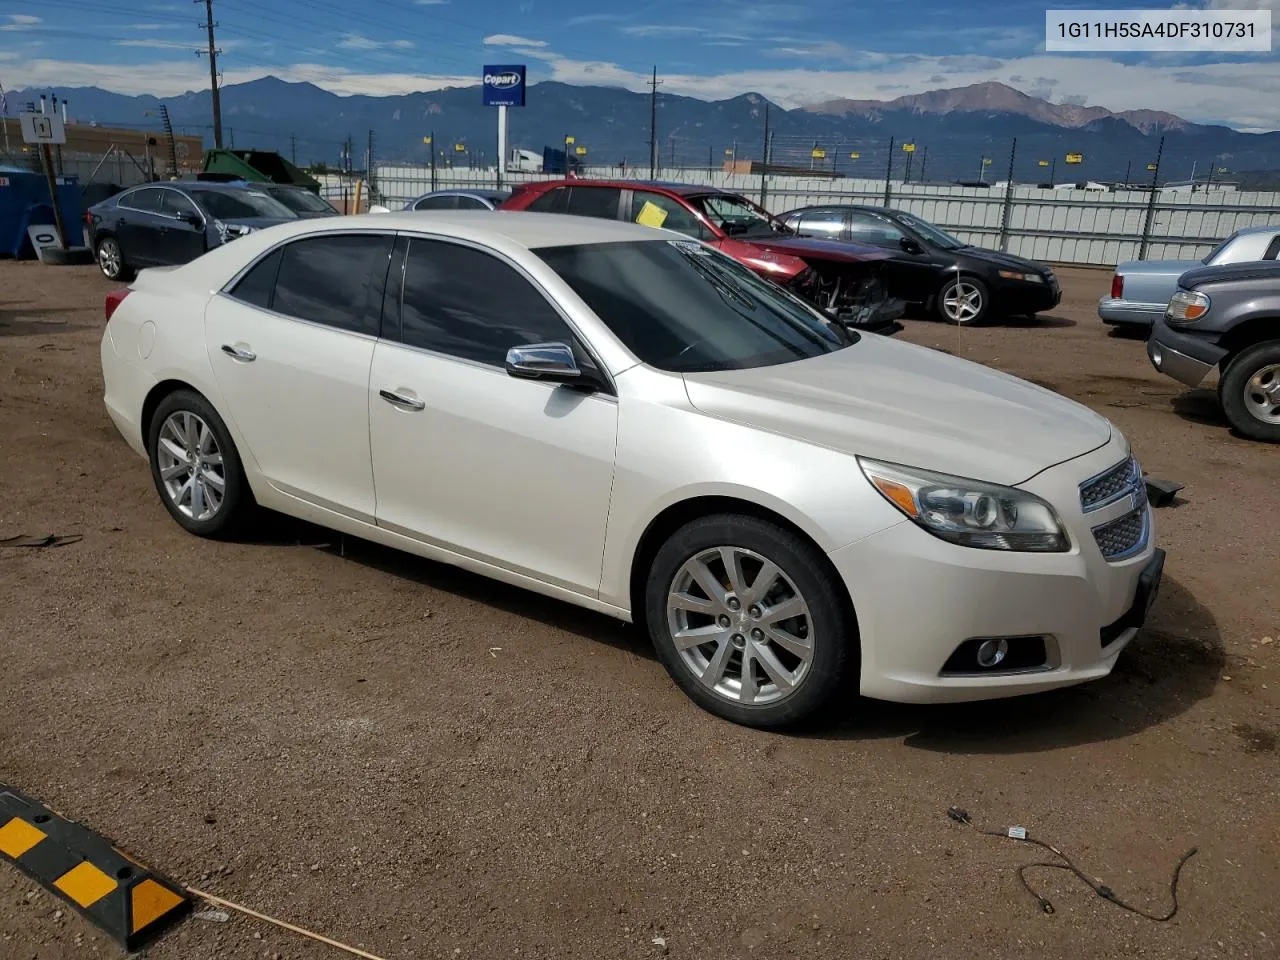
[[976, 638, 1009, 668]]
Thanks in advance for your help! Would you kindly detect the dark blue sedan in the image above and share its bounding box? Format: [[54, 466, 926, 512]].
[[86, 181, 301, 281]]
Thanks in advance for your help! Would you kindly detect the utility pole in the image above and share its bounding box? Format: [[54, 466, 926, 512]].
[[367, 128, 376, 201], [1123, 160, 1130, 187], [759, 102, 771, 209], [1050, 157, 1057, 184], [883, 136, 894, 207], [998, 137, 1017, 251], [919, 145, 928, 183], [430, 129, 437, 191], [648, 66, 661, 179], [290, 133, 296, 165], [196, 0, 223, 148], [1138, 135, 1165, 260]]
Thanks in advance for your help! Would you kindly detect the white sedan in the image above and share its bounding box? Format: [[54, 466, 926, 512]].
[[100, 212, 1163, 728]]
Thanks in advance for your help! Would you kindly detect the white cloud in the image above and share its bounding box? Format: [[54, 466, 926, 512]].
[[337, 34, 414, 50], [567, 14, 628, 26], [620, 25, 706, 37], [2, 14, 41, 31], [483, 34, 547, 48], [114, 39, 200, 50], [415, 0, 450, 4]]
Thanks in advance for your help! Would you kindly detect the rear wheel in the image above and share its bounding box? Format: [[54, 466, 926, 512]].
[[1219, 341, 1280, 442], [147, 390, 250, 537], [644, 514, 856, 729], [96, 235, 134, 282], [937, 275, 989, 325]]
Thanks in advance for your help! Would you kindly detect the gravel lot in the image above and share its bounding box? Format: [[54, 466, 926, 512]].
[[1, 260, 1277, 960]]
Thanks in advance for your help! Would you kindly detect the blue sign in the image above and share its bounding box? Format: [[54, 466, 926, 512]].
[[482, 64, 526, 107]]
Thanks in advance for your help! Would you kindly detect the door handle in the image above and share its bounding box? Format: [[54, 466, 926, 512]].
[[379, 389, 425, 411], [220, 344, 256, 362]]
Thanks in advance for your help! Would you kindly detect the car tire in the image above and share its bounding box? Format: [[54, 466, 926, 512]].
[[644, 513, 857, 729], [147, 390, 250, 537], [96, 235, 134, 282], [937, 275, 989, 325], [1218, 341, 1280, 443]]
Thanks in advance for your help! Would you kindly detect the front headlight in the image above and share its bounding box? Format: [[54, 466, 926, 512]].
[[998, 270, 1044, 283], [859, 458, 1070, 552], [1166, 290, 1210, 323]]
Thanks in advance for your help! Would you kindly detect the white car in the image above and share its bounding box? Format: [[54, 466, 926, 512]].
[[100, 212, 1163, 728]]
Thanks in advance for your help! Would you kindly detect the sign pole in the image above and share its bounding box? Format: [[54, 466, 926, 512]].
[[39, 142, 68, 250], [497, 103, 507, 186]]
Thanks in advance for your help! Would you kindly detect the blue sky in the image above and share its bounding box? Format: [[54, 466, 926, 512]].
[[2, 0, 1277, 130]]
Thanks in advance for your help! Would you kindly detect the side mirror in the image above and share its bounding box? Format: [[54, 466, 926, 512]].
[[181, 211, 203, 227], [900, 236, 922, 254], [505, 342, 581, 383], [368, 204, 392, 214]]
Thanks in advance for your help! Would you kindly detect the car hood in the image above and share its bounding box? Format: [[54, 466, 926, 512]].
[[1114, 258, 1203, 277], [957, 247, 1050, 274], [744, 235, 894, 264], [681, 335, 1112, 487]]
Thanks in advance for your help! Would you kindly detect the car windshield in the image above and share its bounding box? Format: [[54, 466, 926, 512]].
[[1201, 232, 1237, 264], [194, 189, 296, 220], [537, 238, 851, 373], [266, 187, 336, 214], [688, 194, 789, 239], [894, 211, 966, 249]]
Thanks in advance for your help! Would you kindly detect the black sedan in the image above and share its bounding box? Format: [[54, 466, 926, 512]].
[[777, 205, 1061, 324], [86, 181, 299, 281]]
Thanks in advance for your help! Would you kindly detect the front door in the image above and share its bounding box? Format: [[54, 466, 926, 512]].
[[116, 186, 168, 266], [203, 232, 394, 521], [157, 189, 208, 266], [847, 211, 939, 301], [369, 235, 618, 596]]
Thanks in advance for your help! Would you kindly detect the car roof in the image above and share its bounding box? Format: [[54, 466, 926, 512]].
[[417, 188, 511, 200], [1233, 224, 1280, 237], [129, 180, 269, 195], [241, 210, 667, 249], [534, 178, 732, 197]]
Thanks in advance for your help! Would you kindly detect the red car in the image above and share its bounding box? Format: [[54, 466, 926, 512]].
[[501, 179, 903, 330]]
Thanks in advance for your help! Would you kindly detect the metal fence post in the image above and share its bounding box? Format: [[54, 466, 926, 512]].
[[1138, 135, 1166, 261], [998, 137, 1017, 252], [883, 136, 894, 207], [760, 104, 771, 209]]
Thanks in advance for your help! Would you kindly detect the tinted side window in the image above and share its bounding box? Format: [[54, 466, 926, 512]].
[[123, 188, 165, 213], [848, 212, 906, 246], [272, 234, 394, 334], [526, 187, 569, 213], [229, 249, 282, 310], [566, 187, 622, 219], [161, 191, 201, 219], [795, 210, 845, 238], [629, 192, 710, 240], [398, 238, 579, 367], [413, 195, 456, 210], [455, 195, 489, 210]]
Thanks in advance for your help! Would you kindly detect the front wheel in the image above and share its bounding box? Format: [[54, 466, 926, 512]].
[[937, 275, 989, 325], [1219, 341, 1280, 442], [644, 514, 857, 729], [147, 390, 250, 537]]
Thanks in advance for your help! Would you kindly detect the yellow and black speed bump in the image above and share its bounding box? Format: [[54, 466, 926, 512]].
[[0, 784, 191, 950]]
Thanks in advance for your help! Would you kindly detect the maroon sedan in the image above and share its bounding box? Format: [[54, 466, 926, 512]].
[[501, 179, 903, 331]]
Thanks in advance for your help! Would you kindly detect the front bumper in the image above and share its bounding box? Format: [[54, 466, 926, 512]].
[[1146, 317, 1229, 388], [992, 279, 1061, 316], [1098, 297, 1164, 327], [830, 436, 1159, 704]]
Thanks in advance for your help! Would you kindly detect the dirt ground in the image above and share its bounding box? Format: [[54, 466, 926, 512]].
[[1, 260, 1277, 960]]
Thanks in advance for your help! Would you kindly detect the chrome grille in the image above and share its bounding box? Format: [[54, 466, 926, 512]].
[[1092, 508, 1148, 560], [1080, 457, 1141, 512]]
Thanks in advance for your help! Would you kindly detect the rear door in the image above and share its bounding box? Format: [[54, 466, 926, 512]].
[[368, 235, 618, 595], [203, 232, 394, 521], [115, 187, 167, 266], [563, 186, 625, 220]]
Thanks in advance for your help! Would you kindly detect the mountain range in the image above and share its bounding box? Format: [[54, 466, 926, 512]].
[[9, 78, 1279, 185]]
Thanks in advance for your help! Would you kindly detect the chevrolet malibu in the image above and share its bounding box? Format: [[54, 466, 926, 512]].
[[100, 212, 1163, 728]]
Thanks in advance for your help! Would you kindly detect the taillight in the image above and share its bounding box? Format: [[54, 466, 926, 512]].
[[85, 211, 93, 227], [105, 289, 130, 321], [1110, 274, 1123, 299]]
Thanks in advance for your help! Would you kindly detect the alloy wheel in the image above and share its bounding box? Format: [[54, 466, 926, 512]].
[[943, 281, 983, 323], [156, 411, 226, 522], [98, 239, 122, 279], [665, 546, 814, 706], [1243, 363, 1280, 425]]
